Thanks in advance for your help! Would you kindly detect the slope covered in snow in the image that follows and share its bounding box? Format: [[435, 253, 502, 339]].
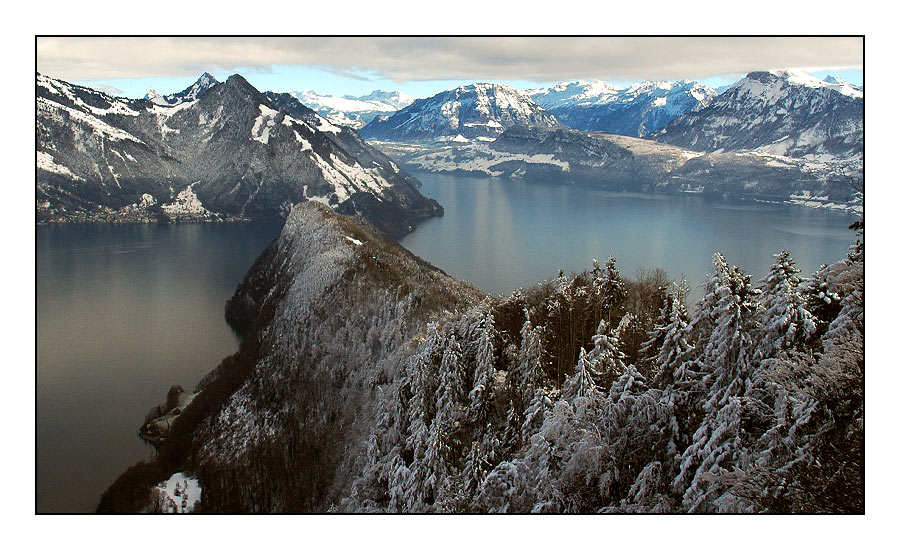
[[652, 70, 863, 165], [291, 89, 415, 128], [527, 79, 718, 137], [98, 202, 484, 512], [360, 83, 563, 142], [36, 72, 441, 236]]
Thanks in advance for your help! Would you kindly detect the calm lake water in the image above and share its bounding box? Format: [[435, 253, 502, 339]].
[[36, 221, 282, 513], [400, 173, 859, 298]]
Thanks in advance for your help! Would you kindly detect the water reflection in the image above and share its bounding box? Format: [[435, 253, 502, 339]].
[[36, 221, 281, 512], [401, 173, 858, 297]]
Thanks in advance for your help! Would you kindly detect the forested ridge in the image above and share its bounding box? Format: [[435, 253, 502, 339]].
[[97, 203, 863, 514], [343, 223, 863, 513]]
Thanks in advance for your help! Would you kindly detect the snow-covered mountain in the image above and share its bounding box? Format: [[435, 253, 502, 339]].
[[359, 82, 563, 142], [652, 70, 863, 164], [145, 72, 219, 106], [36, 72, 440, 237], [527, 79, 718, 137], [525, 79, 621, 110], [290, 89, 415, 129]]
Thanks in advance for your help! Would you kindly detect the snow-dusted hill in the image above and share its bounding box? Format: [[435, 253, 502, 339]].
[[36, 73, 440, 236], [96, 202, 484, 512], [528, 79, 718, 137], [373, 126, 860, 210], [359, 82, 563, 142], [290, 89, 414, 129], [652, 70, 863, 164]]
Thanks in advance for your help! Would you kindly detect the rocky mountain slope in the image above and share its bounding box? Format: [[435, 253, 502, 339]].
[[527, 79, 717, 137], [652, 70, 863, 165], [36, 73, 440, 237], [359, 83, 563, 142], [373, 126, 860, 209], [290, 89, 414, 129]]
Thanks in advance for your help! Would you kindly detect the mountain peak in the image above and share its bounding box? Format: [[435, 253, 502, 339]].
[[145, 73, 220, 106], [654, 68, 863, 162], [360, 82, 561, 142], [743, 69, 862, 99], [224, 73, 251, 88]]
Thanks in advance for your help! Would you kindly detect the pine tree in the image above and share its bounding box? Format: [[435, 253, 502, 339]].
[[675, 253, 761, 512], [599, 257, 628, 326], [516, 309, 547, 405], [563, 347, 598, 400], [468, 311, 497, 425], [586, 320, 627, 392], [756, 251, 817, 360], [650, 277, 695, 389]]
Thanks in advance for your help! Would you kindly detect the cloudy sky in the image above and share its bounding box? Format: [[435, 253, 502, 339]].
[[36, 36, 863, 99]]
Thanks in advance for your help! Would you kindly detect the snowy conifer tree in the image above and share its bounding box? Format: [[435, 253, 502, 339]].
[[563, 347, 598, 400], [586, 320, 627, 392], [755, 251, 817, 360], [468, 311, 497, 425], [675, 253, 761, 512], [650, 277, 695, 389], [599, 257, 627, 325], [516, 309, 547, 405]]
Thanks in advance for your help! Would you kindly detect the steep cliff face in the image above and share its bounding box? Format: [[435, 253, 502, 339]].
[[99, 203, 483, 512]]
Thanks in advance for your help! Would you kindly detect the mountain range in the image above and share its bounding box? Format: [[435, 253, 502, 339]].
[[652, 70, 863, 164], [36, 72, 440, 237], [36, 68, 864, 229], [526, 79, 718, 137], [365, 69, 862, 208], [289, 89, 415, 129]]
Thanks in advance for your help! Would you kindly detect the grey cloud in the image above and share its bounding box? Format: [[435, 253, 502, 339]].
[[37, 37, 863, 83]]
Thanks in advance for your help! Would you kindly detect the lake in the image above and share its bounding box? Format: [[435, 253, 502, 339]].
[[36, 221, 282, 513], [399, 173, 859, 299]]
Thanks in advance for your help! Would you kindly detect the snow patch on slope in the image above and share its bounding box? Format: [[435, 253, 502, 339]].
[[37, 151, 83, 180], [251, 104, 280, 144], [37, 97, 147, 145], [151, 472, 202, 513], [162, 182, 213, 217]]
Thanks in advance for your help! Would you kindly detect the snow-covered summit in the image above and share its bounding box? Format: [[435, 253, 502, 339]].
[[741, 70, 863, 100], [653, 69, 863, 163], [289, 89, 415, 129], [145, 72, 220, 106], [528, 79, 717, 137], [525, 79, 622, 110], [37, 72, 441, 234], [360, 82, 562, 142]]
